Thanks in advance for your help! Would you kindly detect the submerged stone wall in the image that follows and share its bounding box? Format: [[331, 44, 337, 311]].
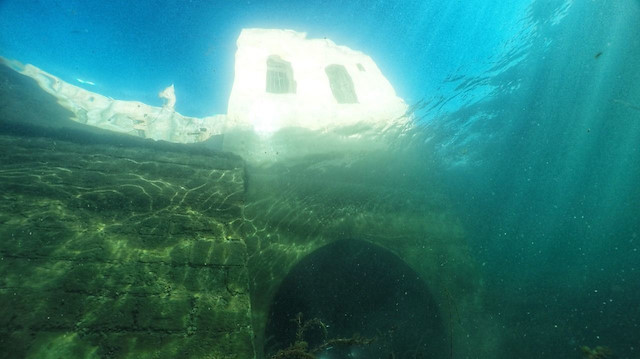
[[0, 61, 500, 358], [0, 134, 254, 359], [240, 145, 502, 358]]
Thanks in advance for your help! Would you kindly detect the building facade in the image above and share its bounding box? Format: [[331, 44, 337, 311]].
[[226, 29, 408, 134]]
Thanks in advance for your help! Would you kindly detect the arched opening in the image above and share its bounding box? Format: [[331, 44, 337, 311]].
[[325, 64, 358, 104], [264, 239, 446, 358], [266, 55, 296, 94]]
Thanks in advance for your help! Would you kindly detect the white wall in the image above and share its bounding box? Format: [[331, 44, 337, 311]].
[[226, 29, 408, 134], [4, 58, 225, 143]]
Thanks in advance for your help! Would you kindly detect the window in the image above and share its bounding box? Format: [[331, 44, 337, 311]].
[[266, 55, 296, 94], [325, 64, 358, 104]]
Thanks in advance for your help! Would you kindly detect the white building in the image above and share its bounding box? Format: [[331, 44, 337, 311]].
[[8, 28, 409, 142], [226, 29, 408, 134]]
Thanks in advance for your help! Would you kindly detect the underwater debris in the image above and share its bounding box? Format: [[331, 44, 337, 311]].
[[270, 341, 315, 359], [580, 345, 613, 359], [269, 313, 374, 359], [443, 285, 461, 359]]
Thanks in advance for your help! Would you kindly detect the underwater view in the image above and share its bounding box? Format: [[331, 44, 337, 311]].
[[1, 0, 639, 358]]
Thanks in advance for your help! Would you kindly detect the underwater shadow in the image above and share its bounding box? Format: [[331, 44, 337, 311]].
[[264, 239, 446, 359]]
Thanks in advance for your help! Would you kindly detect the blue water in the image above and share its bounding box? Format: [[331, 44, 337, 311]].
[[2, 0, 640, 358], [425, 1, 640, 357]]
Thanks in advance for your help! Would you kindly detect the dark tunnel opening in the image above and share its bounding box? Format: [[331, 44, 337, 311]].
[[264, 239, 447, 358]]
